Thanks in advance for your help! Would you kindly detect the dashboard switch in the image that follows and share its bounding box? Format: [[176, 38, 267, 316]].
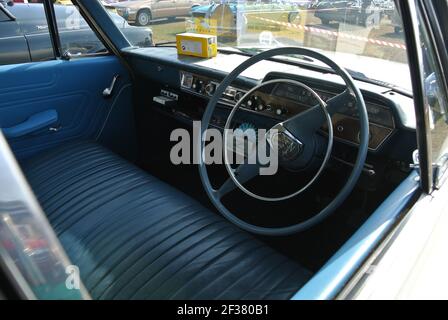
[[234, 91, 245, 102], [193, 80, 204, 93], [205, 83, 216, 96], [275, 107, 287, 116]]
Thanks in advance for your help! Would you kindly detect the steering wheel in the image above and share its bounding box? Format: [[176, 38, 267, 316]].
[[198, 47, 369, 236]]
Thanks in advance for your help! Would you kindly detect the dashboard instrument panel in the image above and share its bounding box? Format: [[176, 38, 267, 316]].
[[180, 71, 395, 151]]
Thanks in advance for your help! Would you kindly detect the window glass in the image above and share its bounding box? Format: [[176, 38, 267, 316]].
[[0, 1, 54, 65], [99, 1, 155, 48], [1, 0, 111, 64], [99, 0, 410, 91], [418, 6, 448, 186], [54, 1, 109, 56]]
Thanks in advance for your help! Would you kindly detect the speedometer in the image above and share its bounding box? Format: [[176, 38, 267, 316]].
[[366, 104, 395, 128]]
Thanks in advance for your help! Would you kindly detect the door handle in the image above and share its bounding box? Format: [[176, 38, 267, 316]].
[[103, 74, 120, 98], [2, 110, 59, 139]]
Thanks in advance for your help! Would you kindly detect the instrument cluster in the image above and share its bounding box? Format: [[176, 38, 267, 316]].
[[180, 71, 396, 151]]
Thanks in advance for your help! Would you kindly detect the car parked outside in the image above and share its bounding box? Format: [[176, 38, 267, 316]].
[[191, 0, 308, 24], [0, 2, 153, 65], [12, 0, 76, 4], [108, 0, 210, 26], [382, 2, 402, 34], [188, 0, 309, 42], [313, 0, 385, 27]]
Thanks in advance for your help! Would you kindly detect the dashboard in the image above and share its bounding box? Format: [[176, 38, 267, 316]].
[[179, 71, 396, 151], [119, 46, 417, 176]]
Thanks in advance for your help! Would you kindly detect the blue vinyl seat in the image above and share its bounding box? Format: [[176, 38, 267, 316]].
[[21, 141, 311, 299]]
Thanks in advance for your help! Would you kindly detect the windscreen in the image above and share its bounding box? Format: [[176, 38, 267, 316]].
[[100, 0, 410, 90]]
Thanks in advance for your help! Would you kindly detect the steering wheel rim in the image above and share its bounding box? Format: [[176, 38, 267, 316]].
[[198, 47, 369, 236]]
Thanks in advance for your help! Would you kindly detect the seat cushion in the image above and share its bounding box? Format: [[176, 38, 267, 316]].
[[21, 142, 311, 300]]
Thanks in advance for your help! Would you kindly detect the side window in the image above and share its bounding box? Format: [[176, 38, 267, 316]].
[[0, 2, 54, 65], [98, 0, 154, 48], [54, 1, 108, 56], [418, 7, 448, 188]]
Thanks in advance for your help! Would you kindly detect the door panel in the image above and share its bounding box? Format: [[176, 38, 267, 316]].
[[152, 0, 177, 19], [0, 36, 31, 65], [0, 55, 132, 159], [0, 18, 31, 65], [176, 0, 192, 16], [24, 32, 54, 62]]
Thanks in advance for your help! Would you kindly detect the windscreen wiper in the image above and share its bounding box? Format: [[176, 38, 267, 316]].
[[225, 47, 314, 63], [219, 47, 350, 79], [155, 41, 177, 47], [344, 68, 412, 97], [221, 47, 412, 97]]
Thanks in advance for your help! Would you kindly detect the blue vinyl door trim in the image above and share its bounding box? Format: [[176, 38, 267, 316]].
[[0, 55, 132, 159]]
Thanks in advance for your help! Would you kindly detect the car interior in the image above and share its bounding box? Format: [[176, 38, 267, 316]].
[[0, 0, 419, 299]]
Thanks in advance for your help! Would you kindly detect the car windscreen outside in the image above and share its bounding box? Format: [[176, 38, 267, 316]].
[[99, 0, 410, 91]]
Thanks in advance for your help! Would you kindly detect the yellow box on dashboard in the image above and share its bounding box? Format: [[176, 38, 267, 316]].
[[176, 33, 217, 58]]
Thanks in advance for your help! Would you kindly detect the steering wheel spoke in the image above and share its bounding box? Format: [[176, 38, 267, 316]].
[[327, 89, 355, 115], [214, 163, 260, 199], [283, 89, 354, 135]]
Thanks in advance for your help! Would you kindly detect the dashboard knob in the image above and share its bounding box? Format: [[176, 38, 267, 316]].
[[257, 104, 265, 111], [247, 96, 261, 110], [205, 83, 215, 96], [275, 107, 287, 116], [194, 80, 204, 93], [234, 91, 244, 102]]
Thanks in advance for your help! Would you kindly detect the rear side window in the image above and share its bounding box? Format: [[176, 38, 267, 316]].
[[54, 1, 108, 57], [0, 2, 53, 65], [0, 1, 109, 65]]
